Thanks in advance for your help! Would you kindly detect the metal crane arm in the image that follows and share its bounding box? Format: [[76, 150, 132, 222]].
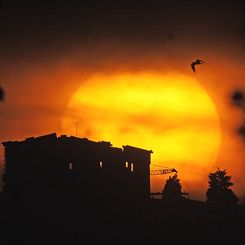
[[150, 168, 177, 175]]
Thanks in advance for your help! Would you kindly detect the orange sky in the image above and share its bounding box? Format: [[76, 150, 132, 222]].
[[1, 1, 245, 201], [1, 48, 245, 201], [60, 72, 221, 198]]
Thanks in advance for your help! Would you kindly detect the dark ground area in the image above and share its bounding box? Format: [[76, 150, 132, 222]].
[[0, 195, 245, 245]]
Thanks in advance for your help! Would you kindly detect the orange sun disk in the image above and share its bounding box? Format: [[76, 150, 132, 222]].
[[61, 72, 221, 197]]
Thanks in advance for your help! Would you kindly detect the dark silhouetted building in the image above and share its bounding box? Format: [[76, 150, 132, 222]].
[[2, 133, 152, 203]]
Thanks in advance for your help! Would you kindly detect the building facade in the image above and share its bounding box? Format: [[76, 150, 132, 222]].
[[2, 133, 152, 202]]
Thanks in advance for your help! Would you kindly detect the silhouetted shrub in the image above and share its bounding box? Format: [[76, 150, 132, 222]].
[[162, 174, 185, 202], [206, 168, 238, 206]]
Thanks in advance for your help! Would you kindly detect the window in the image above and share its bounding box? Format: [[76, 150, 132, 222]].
[[68, 162, 73, 171], [125, 161, 128, 168], [130, 163, 134, 172], [99, 161, 103, 168]]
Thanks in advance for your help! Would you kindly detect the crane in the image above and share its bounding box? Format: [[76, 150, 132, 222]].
[[150, 164, 177, 175], [150, 168, 177, 175], [150, 165, 178, 198]]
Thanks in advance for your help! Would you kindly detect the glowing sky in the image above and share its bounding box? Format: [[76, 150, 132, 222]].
[[1, 0, 245, 200], [61, 73, 221, 196], [61, 73, 221, 166]]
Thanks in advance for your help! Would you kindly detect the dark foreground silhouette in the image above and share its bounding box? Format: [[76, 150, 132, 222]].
[[0, 194, 245, 245], [1, 134, 245, 244]]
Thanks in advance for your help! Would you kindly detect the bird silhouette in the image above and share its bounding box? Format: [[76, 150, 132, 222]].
[[191, 59, 205, 72], [0, 86, 4, 101]]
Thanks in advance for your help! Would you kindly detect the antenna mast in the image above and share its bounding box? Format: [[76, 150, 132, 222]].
[[75, 120, 78, 136]]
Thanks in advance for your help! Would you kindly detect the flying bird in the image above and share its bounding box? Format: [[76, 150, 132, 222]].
[[191, 59, 205, 72], [0, 86, 4, 101]]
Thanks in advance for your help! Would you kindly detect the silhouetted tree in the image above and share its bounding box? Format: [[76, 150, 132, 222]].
[[0, 86, 4, 101], [162, 174, 184, 201], [206, 168, 238, 206]]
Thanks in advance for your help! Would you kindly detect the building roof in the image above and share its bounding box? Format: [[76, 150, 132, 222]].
[[2, 133, 153, 153]]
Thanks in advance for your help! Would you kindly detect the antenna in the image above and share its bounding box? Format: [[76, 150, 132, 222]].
[[75, 120, 78, 136]]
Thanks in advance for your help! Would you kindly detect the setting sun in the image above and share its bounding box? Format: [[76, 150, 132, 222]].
[[61, 72, 221, 193], [2, 1, 245, 239]]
